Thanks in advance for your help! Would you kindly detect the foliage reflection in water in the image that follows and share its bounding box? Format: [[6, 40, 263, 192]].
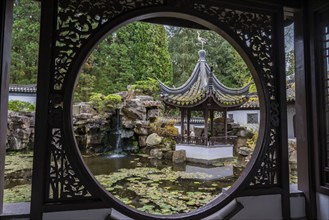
[[83, 154, 242, 215]]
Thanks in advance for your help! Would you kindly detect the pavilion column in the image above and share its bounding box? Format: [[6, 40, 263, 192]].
[[204, 109, 209, 146], [180, 109, 185, 137], [187, 110, 191, 144], [210, 110, 214, 137], [224, 108, 228, 139]]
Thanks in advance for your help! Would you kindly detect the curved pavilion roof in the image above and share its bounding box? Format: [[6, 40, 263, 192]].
[[159, 50, 251, 110]]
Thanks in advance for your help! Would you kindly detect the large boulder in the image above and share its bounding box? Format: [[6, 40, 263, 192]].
[[7, 112, 34, 151], [74, 124, 87, 150], [147, 108, 161, 121], [138, 136, 147, 147], [134, 127, 149, 135], [150, 148, 163, 159], [134, 121, 149, 135], [236, 128, 254, 138], [238, 147, 252, 157], [72, 102, 97, 115], [72, 113, 108, 151], [235, 137, 247, 148], [162, 137, 176, 150], [172, 150, 186, 163], [135, 95, 154, 101], [121, 95, 161, 129], [120, 129, 134, 139], [86, 124, 103, 147], [146, 133, 162, 146], [163, 150, 174, 160], [121, 98, 147, 122], [121, 118, 135, 129]]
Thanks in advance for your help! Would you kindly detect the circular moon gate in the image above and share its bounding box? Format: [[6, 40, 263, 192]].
[[41, 1, 287, 220]]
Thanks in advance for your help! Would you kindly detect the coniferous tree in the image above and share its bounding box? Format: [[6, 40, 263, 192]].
[[167, 27, 251, 88], [10, 0, 40, 84], [77, 22, 172, 100], [10, 1, 253, 101]]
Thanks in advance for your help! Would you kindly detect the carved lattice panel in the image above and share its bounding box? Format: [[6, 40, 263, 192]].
[[48, 129, 91, 201], [192, 3, 280, 187], [54, 0, 165, 90], [45, 0, 283, 204], [47, 0, 166, 202]]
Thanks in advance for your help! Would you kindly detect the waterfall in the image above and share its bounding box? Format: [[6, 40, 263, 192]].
[[108, 108, 122, 153]]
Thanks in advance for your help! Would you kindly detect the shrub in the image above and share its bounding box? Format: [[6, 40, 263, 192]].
[[150, 118, 162, 134], [246, 130, 258, 150], [150, 118, 178, 137], [8, 100, 35, 112], [162, 124, 179, 137], [130, 77, 160, 97], [89, 93, 122, 112]]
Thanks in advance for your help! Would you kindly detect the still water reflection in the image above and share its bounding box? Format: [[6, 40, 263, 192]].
[[84, 154, 242, 214]]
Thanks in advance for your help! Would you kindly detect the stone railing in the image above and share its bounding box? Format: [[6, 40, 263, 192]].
[[161, 117, 205, 125], [209, 136, 237, 145], [174, 136, 207, 145], [174, 135, 237, 146]]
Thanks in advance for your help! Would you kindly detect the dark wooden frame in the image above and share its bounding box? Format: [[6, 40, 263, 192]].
[[313, 3, 329, 195], [30, 1, 290, 219], [294, 1, 329, 219], [0, 0, 13, 214], [294, 7, 318, 219], [30, 1, 58, 218]]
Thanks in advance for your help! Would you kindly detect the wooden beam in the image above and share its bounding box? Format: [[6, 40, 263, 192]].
[[0, 0, 13, 214]]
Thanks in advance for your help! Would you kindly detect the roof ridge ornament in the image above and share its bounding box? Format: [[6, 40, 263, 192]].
[[197, 31, 207, 50], [198, 49, 206, 61]]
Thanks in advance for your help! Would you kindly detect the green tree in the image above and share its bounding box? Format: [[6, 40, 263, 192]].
[[167, 27, 251, 88], [74, 56, 96, 102], [167, 27, 199, 87], [76, 22, 173, 100], [10, 0, 40, 84]]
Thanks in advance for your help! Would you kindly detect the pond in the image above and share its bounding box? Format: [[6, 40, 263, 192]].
[[83, 154, 243, 215], [3, 151, 243, 215]]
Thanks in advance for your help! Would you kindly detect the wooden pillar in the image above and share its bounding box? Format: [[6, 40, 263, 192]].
[[223, 109, 227, 138], [204, 109, 208, 145], [180, 109, 185, 136], [31, 1, 58, 218], [187, 110, 191, 143], [210, 110, 214, 137], [0, 0, 13, 214]]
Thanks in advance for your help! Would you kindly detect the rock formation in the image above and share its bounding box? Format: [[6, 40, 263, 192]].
[[6, 111, 35, 151]]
